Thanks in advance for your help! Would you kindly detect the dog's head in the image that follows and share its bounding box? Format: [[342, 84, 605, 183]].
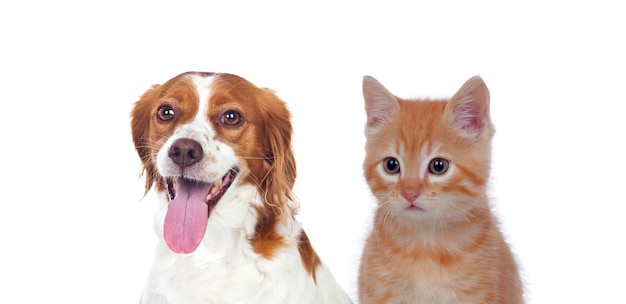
[[131, 72, 296, 253]]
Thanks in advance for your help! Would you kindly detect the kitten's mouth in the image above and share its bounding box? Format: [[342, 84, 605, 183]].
[[162, 168, 239, 254], [406, 203, 424, 211]]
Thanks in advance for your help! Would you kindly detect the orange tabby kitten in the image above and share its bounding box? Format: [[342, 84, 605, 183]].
[[358, 76, 523, 303]]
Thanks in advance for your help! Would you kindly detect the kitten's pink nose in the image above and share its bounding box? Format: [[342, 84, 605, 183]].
[[402, 191, 421, 203]]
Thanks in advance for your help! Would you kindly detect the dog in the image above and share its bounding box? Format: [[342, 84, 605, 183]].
[[131, 71, 353, 303]]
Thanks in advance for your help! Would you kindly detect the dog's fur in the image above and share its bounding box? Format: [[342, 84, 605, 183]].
[[131, 72, 353, 303]]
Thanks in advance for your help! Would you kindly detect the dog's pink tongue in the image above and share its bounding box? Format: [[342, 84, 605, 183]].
[[164, 179, 211, 254]]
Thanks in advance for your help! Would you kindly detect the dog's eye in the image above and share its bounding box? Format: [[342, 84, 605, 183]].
[[157, 105, 176, 122], [221, 110, 242, 126]]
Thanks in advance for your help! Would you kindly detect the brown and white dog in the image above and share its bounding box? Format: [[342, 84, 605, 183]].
[[131, 72, 353, 303]]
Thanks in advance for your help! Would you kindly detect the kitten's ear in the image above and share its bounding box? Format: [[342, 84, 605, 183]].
[[447, 76, 491, 138], [363, 76, 399, 131]]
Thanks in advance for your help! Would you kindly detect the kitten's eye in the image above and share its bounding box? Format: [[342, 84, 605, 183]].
[[429, 158, 449, 175], [383, 157, 400, 174], [221, 110, 243, 126], [157, 105, 176, 122]]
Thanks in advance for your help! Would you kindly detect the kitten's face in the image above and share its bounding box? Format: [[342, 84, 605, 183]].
[[362, 76, 494, 226]]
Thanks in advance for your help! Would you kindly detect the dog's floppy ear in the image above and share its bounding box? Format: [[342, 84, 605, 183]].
[[259, 90, 297, 220], [131, 84, 161, 194]]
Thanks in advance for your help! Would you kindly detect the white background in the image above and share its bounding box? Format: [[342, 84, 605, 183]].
[[1, 1, 625, 303]]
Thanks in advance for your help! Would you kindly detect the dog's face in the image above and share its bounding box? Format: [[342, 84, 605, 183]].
[[131, 72, 296, 253]]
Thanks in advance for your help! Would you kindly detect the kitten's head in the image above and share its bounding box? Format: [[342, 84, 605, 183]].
[[362, 75, 494, 227]]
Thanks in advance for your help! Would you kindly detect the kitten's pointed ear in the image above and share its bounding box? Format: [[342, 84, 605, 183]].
[[447, 76, 491, 138], [363, 76, 399, 131]]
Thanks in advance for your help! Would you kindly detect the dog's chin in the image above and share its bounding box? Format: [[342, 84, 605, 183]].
[[165, 168, 239, 209]]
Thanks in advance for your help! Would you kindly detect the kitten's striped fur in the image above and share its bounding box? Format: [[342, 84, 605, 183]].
[[358, 76, 523, 303]]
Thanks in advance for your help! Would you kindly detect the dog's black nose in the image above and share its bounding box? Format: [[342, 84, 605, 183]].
[[168, 138, 203, 168]]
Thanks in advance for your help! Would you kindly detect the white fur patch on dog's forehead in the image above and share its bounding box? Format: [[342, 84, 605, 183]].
[[188, 74, 217, 121], [187, 73, 218, 89]]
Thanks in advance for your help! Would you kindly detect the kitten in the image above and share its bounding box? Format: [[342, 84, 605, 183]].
[[358, 75, 523, 303]]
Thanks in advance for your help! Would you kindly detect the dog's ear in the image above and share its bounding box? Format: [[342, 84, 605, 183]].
[[260, 90, 297, 219], [131, 84, 161, 194]]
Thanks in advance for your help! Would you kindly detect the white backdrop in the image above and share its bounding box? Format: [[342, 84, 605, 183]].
[[1, 1, 625, 303]]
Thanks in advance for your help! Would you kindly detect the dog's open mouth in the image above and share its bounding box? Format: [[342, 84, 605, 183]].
[[163, 168, 239, 254], [165, 168, 239, 209]]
